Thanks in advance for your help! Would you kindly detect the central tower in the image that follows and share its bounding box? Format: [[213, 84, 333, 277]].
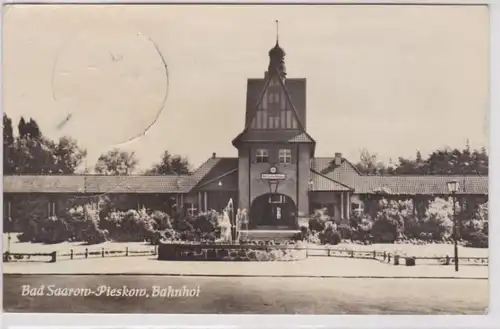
[[233, 25, 315, 229]]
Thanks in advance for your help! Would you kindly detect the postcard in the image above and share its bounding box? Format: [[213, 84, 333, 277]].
[[2, 3, 489, 315]]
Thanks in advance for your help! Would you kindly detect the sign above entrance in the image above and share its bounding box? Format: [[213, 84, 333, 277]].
[[261, 166, 286, 180]]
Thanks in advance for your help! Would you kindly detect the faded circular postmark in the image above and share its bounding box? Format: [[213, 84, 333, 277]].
[[51, 24, 169, 149]]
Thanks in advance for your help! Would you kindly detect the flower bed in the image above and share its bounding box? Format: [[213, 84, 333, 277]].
[[157, 241, 306, 261]]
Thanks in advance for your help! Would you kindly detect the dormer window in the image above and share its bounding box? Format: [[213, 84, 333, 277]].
[[279, 149, 292, 164], [256, 149, 269, 163]]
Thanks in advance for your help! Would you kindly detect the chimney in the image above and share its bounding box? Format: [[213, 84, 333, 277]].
[[334, 153, 342, 166], [212, 152, 216, 159]]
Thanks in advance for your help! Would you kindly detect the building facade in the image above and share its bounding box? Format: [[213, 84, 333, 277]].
[[3, 40, 489, 233]]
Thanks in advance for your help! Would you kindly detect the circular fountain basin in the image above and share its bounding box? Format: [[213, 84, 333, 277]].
[[157, 242, 306, 261]]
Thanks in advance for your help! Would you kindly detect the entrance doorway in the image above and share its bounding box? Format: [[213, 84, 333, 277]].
[[250, 193, 296, 229]]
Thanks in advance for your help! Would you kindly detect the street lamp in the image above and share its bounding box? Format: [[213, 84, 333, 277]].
[[446, 180, 460, 272], [268, 180, 279, 194]]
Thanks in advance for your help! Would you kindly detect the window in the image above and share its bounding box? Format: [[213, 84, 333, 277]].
[[256, 149, 269, 163], [268, 92, 280, 104], [279, 149, 292, 164], [351, 203, 364, 215]]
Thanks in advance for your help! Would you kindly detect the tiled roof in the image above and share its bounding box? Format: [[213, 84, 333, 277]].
[[3, 156, 489, 195], [85, 176, 185, 193], [309, 170, 352, 192], [352, 175, 489, 195], [176, 157, 223, 193], [194, 158, 239, 189], [313, 157, 488, 195], [3, 175, 188, 194], [3, 175, 86, 193]]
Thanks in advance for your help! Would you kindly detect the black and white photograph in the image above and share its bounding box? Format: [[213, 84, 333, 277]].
[[2, 3, 490, 315]]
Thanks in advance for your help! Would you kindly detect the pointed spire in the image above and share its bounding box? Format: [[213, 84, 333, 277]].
[[268, 20, 286, 79], [275, 20, 279, 44]]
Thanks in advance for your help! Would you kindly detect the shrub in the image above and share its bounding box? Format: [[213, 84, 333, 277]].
[[194, 210, 221, 241], [308, 208, 330, 232], [421, 198, 454, 240], [103, 208, 156, 242], [37, 216, 72, 244], [171, 211, 194, 233], [17, 218, 40, 242], [466, 231, 488, 248], [151, 210, 172, 230], [293, 226, 310, 241], [337, 224, 352, 239], [370, 199, 414, 243], [67, 205, 108, 244], [319, 227, 341, 245]]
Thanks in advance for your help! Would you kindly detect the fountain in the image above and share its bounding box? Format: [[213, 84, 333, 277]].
[[157, 197, 306, 261], [219, 208, 232, 244]]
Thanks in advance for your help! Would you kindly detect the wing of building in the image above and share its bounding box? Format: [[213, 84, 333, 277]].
[[3, 37, 488, 231]]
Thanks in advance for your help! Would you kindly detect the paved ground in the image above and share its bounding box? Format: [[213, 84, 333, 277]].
[[3, 256, 488, 279], [3, 275, 488, 314]]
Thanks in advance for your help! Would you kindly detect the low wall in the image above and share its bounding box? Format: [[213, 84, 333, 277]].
[[158, 242, 306, 261]]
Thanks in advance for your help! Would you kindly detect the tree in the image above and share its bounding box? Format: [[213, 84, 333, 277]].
[[425, 145, 488, 175], [392, 144, 488, 175], [354, 148, 393, 175], [94, 149, 138, 175], [52, 137, 88, 174], [11, 137, 56, 174], [394, 150, 427, 175], [18, 117, 41, 140], [146, 151, 191, 175], [3, 114, 15, 174], [6, 116, 87, 174]]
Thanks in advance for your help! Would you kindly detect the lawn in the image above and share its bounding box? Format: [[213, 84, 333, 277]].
[[3, 275, 488, 314], [3, 233, 154, 255]]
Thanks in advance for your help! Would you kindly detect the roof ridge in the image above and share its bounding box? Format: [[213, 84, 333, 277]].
[[310, 169, 354, 190]]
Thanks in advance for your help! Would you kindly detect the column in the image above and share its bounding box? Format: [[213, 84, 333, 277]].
[[340, 192, 344, 220], [7, 200, 12, 231], [198, 192, 202, 213], [204, 192, 208, 212], [346, 192, 350, 220], [412, 196, 417, 219]]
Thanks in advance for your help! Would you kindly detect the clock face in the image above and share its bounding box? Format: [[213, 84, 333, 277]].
[[270, 166, 277, 174]]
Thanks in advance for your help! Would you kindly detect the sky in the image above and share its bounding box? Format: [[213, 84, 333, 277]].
[[2, 4, 490, 171]]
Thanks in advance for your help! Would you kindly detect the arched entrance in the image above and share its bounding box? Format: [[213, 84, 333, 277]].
[[250, 193, 296, 229]]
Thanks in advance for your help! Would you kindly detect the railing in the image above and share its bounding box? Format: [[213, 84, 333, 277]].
[[304, 246, 488, 266], [3, 246, 157, 263], [3, 244, 488, 266]]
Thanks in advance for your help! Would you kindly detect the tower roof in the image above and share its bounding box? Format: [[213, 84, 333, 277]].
[[269, 41, 285, 57]]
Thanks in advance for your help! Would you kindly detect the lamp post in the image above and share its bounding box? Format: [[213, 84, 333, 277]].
[[446, 180, 460, 272]]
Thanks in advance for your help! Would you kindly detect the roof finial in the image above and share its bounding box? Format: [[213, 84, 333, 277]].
[[275, 20, 279, 44]]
